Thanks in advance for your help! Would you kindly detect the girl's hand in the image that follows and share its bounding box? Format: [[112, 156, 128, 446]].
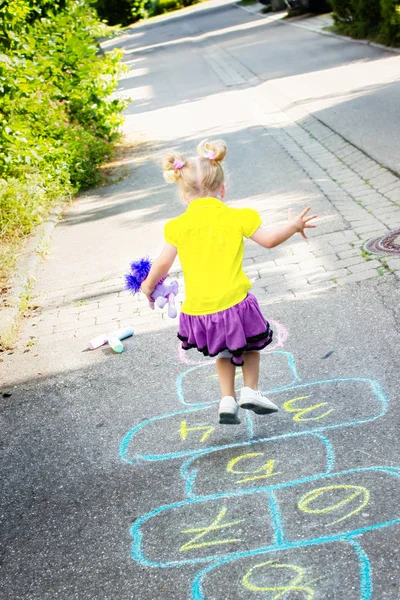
[[141, 280, 155, 309], [288, 206, 317, 239]]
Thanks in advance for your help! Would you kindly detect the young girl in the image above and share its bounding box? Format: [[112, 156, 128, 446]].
[[141, 139, 317, 425]]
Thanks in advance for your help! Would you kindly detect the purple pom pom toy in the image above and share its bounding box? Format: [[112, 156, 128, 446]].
[[125, 257, 152, 294], [125, 256, 179, 319]]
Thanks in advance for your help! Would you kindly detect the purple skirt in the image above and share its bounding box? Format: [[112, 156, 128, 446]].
[[178, 294, 273, 366]]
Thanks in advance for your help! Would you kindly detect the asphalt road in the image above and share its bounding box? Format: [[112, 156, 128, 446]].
[[2, 281, 400, 599], [115, 1, 400, 173], [1, 2, 400, 599]]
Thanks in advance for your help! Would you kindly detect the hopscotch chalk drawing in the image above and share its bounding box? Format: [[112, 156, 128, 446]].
[[120, 328, 399, 599]]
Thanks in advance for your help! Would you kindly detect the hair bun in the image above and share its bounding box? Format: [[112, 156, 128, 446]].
[[162, 151, 186, 183], [197, 139, 226, 162]]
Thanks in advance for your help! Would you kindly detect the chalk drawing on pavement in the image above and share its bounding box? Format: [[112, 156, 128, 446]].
[[119, 345, 399, 599]]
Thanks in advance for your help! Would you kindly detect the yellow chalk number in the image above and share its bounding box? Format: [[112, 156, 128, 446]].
[[242, 560, 315, 599], [298, 484, 370, 525], [226, 453, 281, 484]]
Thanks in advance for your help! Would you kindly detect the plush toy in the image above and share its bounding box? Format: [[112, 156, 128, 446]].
[[125, 257, 179, 319]]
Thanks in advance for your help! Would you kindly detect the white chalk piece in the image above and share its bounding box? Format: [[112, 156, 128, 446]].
[[89, 327, 134, 350]]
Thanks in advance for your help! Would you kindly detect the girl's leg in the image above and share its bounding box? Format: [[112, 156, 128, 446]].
[[242, 352, 260, 390], [216, 358, 236, 399], [240, 351, 278, 414], [216, 357, 240, 424]]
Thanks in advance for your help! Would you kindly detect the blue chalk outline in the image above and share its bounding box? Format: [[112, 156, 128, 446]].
[[130, 466, 400, 568], [268, 489, 285, 546], [120, 403, 215, 465], [175, 351, 300, 406], [180, 433, 336, 499], [120, 377, 388, 465], [190, 538, 372, 600], [121, 353, 397, 598]]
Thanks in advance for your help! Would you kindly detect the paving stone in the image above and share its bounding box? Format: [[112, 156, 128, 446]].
[[342, 185, 376, 198], [354, 224, 388, 236], [311, 247, 339, 258], [348, 259, 380, 273], [386, 188, 400, 202], [259, 273, 287, 287], [95, 314, 122, 326], [284, 265, 325, 280], [264, 291, 296, 304], [348, 188, 379, 199], [273, 255, 300, 267], [43, 289, 67, 300], [336, 269, 380, 285], [369, 172, 399, 189], [379, 181, 400, 194], [248, 279, 267, 291], [244, 268, 260, 279], [337, 146, 359, 159], [353, 164, 384, 179], [345, 152, 373, 167], [381, 218, 400, 230], [71, 324, 107, 340], [265, 280, 304, 295], [385, 257, 400, 272], [329, 256, 365, 270], [323, 234, 352, 247], [368, 206, 400, 222], [258, 263, 301, 276], [337, 248, 363, 259], [35, 325, 56, 337]]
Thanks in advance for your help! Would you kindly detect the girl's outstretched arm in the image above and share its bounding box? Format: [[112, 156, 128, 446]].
[[141, 243, 177, 302], [251, 206, 317, 249]]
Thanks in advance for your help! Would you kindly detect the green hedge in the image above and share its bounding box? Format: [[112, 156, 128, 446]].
[[94, 0, 151, 26], [94, 0, 200, 26], [0, 0, 126, 251], [381, 0, 400, 45], [151, 0, 199, 17], [330, 0, 400, 45]]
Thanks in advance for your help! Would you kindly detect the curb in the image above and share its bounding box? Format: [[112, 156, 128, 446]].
[[235, 5, 400, 56], [285, 19, 400, 56], [0, 202, 66, 349]]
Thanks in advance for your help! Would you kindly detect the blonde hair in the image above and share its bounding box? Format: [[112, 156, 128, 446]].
[[162, 139, 227, 199]]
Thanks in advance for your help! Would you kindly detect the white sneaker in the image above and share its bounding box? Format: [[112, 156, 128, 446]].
[[239, 387, 278, 415], [218, 396, 241, 425]]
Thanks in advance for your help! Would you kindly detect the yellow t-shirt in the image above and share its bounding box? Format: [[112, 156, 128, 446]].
[[164, 197, 262, 316]]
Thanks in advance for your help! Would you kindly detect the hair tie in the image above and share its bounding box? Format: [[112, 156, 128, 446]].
[[173, 159, 185, 170], [207, 150, 216, 160]]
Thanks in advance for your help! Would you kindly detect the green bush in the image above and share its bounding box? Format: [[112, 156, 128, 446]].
[[380, 0, 400, 44], [329, 0, 354, 24], [94, 0, 151, 26], [330, 0, 400, 44], [94, 0, 199, 25], [353, 0, 382, 37], [331, 0, 380, 34], [151, 0, 199, 16], [0, 0, 126, 250]]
